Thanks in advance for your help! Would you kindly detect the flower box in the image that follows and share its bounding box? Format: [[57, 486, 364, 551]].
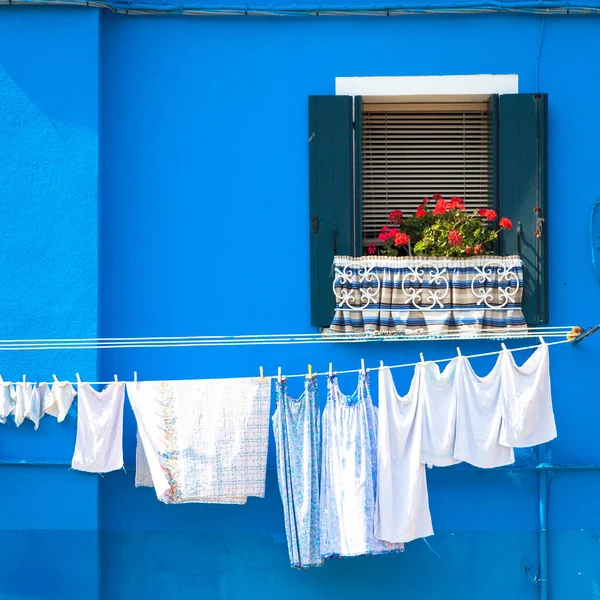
[[329, 255, 526, 336]]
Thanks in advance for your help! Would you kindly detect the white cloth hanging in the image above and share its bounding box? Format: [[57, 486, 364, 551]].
[[127, 378, 271, 504], [454, 355, 515, 468], [375, 366, 433, 544], [420, 359, 461, 468], [499, 344, 556, 448], [320, 372, 404, 557], [14, 382, 43, 430], [43, 381, 77, 422], [0, 382, 15, 424], [71, 382, 126, 473]]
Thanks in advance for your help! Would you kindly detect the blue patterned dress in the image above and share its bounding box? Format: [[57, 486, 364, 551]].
[[273, 375, 323, 568], [320, 371, 405, 558]]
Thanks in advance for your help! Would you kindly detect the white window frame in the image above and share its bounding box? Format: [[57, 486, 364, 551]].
[[335, 74, 519, 99], [335, 74, 519, 248]]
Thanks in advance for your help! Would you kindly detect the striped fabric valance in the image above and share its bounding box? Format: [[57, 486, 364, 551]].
[[329, 255, 526, 336]]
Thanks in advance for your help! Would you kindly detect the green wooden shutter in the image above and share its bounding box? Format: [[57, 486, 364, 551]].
[[308, 95, 357, 328], [497, 93, 548, 325]]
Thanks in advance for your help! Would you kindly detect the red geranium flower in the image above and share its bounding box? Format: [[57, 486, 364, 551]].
[[499, 217, 513, 230], [378, 232, 388, 242], [389, 209, 403, 224], [474, 243, 483, 254], [367, 243, 376, 255], [448, 229, 463, 246], [450, 196, 465, 210], [433, 199, 447, 216], [432, 193, 443, 201], [465, 246, 472, 254], [485, 209, 497, 221], [394, 232, 410, 246], [416, 204, 428, 218], [422, 197, 429, 204]]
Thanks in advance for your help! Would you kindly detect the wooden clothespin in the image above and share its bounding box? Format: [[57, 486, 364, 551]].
[[133, 371, 138, 388], [567, 326, 584, 341], [420, 352, 425, 363], [114, 374, 119, 382], [380, 360, 384, 369], [22, 374, 26, 385], [501, 343, 508, 351], [52, 374, 59, 384], [329, 363, 333, 377], [75, 373, 81, 385], [360, 358, 365, 374], [277, 367, 282, 383], [456, 347, 462, 357], [308, 364, 312, 378], [259, 366, 264, 383]]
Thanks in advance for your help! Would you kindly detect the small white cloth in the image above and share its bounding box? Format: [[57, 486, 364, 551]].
[[420, 360, 461, 468], [72, 382, 126, 473], [454, 355, 514, 468], [500, 344, 556, 448], [0, 382, 15, 424], [43, 381, 77, 422], [14, 382, 43, 430], [127, 378, 271, 504], [375, 366, 433, 544]]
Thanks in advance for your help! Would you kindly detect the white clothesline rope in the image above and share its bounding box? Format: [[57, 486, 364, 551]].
[[280, 337, 572, 380], [7, 336, 577, 386], [0, 325, 574, 344], [0, 326, 577, 351]]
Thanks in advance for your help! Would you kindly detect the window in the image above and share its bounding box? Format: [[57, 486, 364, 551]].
[[308, 93, 548, 329], [361, 102, 492, 247]]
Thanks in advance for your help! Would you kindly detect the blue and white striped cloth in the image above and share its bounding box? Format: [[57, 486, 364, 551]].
[[330, 255, 527, 335]]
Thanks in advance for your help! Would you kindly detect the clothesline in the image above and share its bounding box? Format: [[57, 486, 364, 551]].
[[6, 336, 578, 386], [0, 326, 578, 351], [280, 337, 572, 379]]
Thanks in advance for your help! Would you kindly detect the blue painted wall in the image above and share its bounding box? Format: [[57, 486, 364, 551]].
[[1, 6, 600, 599], [0, 7, 100, 600]]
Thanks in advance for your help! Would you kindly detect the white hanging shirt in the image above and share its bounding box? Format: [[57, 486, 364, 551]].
[[375, 366, 433, 544], [0, 383, 15, 424], [72, 382, 126, 473], [420, 359, 461, 468], [454, 355, 514, 468], [43, 381, 77, 422], [14, 382, 43, 430], [499, 344, 556, 448]]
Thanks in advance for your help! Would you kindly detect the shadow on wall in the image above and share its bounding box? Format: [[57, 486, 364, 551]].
[[0, 7, 99, 131]]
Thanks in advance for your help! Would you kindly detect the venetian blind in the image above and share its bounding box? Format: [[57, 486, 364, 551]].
[[362, 103, 492, 244]]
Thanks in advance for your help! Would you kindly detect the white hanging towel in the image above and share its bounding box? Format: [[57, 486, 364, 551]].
[[499, 344, 557, 448], [0, 382, 16, 424], [375, 366, 433, 544], [71, 382, 126, 473], [14, 382, 43, 430], [127, 378, 271, 504], [420, 359, 461, 467], [43, 381, 77, 422], [454, 355, 514, 468]]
